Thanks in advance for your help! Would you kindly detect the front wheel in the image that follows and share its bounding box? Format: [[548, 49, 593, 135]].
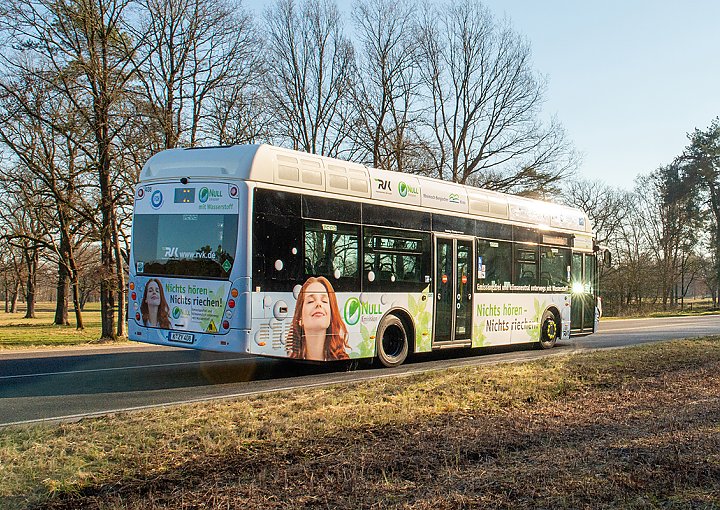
[[376, 315, 409, 367], [537, 310, 558, 350]]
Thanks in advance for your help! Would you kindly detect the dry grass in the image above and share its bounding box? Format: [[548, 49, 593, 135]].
[[2, 337, 720, 509]]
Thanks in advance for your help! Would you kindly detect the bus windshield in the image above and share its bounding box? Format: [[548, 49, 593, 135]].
[[132, 213, 238, 279]]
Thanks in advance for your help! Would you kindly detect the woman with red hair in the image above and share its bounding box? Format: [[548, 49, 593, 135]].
[[287, 276, 349, 360], [141, 278, 171, 329]]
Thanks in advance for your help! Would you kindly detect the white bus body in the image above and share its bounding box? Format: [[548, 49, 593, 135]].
[[128, 144, 599, 366]]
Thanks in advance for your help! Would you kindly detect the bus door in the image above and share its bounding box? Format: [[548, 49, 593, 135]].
[[434, 236, 474, 344], [570, 253, 597, 334]]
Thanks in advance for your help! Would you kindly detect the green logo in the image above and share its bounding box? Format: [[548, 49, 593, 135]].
[[172, 307, 182, 319], [343, 297, 383, 325], [344, 297, 361, 325], [199, 187, 209, 203], [449, 193, 460, 203], [222, 260, 232, 273], [399, 182, 408, 197]]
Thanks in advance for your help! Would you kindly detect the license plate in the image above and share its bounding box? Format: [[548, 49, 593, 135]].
[[168, 332, 195, 344]]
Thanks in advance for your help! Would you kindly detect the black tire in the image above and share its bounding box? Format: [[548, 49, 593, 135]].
[[376, 314, 408, 367], [537, 310, 558, 350]]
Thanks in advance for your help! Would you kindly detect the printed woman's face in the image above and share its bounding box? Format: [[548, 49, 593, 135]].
[[146, 281, 161, 306], [301, 281, 331, 333]]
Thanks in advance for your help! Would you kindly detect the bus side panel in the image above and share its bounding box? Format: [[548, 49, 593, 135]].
[[471, 293, 570, 347], [247, 288, 433, 360]]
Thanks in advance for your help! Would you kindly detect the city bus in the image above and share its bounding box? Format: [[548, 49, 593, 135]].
[[128, 144, 602, 367]]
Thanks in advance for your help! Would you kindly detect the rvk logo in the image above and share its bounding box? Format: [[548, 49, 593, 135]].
[[374, 178, 391, 192], [163, 246, 179, 258], [151, 190, 163, 209]]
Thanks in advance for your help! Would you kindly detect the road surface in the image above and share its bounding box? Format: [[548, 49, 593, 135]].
[[1, 315, 718, 426]]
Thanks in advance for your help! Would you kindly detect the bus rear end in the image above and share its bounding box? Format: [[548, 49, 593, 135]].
[[128, 181, 251, 353]]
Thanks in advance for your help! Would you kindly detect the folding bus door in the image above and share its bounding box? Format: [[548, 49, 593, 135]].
[[434, 236, 474, 344], [570, 253, 597, 334]]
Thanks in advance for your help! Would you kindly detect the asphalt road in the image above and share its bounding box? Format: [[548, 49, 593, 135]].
[[1, 315, 719, 427]]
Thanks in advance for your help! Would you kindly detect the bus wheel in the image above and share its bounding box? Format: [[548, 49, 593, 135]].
[[538, 310, 558, 349], [376, 315, 409, 367]]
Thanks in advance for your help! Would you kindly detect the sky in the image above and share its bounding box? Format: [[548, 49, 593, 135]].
[[480, 1, 720, 190], [244, 0, 720, 190]]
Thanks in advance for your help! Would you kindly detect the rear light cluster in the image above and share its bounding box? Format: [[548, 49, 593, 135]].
[[222, 288, 239, 331], [129, 282, 141, 322]]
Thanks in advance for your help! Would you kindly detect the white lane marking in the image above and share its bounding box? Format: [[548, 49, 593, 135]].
[[0, 357, 250, 381], [602, 315, 720, 322], [601, 322, 718, 333]]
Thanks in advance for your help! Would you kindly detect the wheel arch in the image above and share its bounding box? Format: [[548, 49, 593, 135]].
[[378, 307, 415, 354], [545, 305, 561, 326]]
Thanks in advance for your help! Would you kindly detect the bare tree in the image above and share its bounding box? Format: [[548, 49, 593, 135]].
[[206, 82, 274, 146], [0, 73, 94, 328], [0, 0, 147, 339], [417, 0, 576, 193], [0, 237, 24, 314], [634, 167, 702, 309], [350, 0, 424, 172], [136, 0, 262, 149], [563, 179, 630, 247], [264, 0, 356, 157], [0, 179, 48, 318]]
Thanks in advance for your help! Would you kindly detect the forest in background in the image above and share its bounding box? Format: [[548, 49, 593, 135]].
[[0, 0, 717, 339]]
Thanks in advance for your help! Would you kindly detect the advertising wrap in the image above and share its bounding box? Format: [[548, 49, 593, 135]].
[[133, 277, 227, 333], [248, 279, 434, 361]]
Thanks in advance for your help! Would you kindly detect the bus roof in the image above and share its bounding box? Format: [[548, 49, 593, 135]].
[[140, 144, 592, 235]]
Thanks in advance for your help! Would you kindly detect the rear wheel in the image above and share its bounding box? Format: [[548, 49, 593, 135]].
[[537, 310, 558, 349], [376, 315, 408, 367]]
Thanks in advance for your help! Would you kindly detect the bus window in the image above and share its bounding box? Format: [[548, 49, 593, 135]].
[[253, 212, 303, 291], [514, 246, 537, 286], [571, 253, 583, 285], [304, 221, 359, 291], [133, 213, 238, 279], [303, 195, 361, 223], [476, 239, 511, 290], [539, 247, 570, 289], [363, 227, 430, 292], [584, 254, 596, 293]]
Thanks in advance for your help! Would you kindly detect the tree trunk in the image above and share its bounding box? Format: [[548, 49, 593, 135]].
[[68, 251, 84, 330], [23, 248, 37, 319], [97, 99, 117, 340], [54, 238, 70, 325], [54, 267, 69, 325], [10, 281, 19, 313], [71, 276, 84, 330], [112, 207, 125, 337]]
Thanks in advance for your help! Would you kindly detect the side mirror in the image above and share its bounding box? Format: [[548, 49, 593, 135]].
[[603, 249, 612, 268]]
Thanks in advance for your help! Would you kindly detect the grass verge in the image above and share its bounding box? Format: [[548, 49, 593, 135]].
[[0, 304, 128, 349], [2, 337, 720, 509]]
